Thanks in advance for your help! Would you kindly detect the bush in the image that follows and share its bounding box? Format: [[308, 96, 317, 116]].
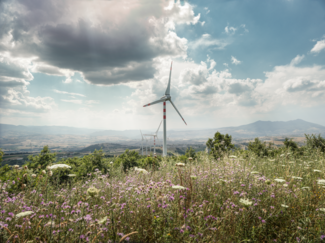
[[283, 137, 299, 151], [248, 138, 269, 157], [305, 134, 325, 152], [206, 132, 235, 159], [114, 149, 141, 172], [26, 145, 57, 170]]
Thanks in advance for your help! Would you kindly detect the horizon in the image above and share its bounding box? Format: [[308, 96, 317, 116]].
[[1, 118, 324, 132], [1, 0, 325, 130]]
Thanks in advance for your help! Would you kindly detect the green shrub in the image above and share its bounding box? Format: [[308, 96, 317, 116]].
[[248, 138, 269, 157], [114, 149, 141, 172], [283, 137, 299, 151], [305, 134, 325, 152], [206, 132, 235, 159], [26, 145, 57, 170]]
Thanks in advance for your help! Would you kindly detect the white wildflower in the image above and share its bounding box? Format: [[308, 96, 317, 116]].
[[283, 184, 288, 187], [229, 155, 237, 158], [14, 165, 19, 169], [16, 211, 34, 218], [251, 171, 259, 174], [98, 216, 108, 225], [301, 187, 310, 190], [190, 175, 197, 179], [319, 208, 325, 212], [281, 204, 289, 208], [239, 198, 253, 207], [31, 174, 36, 178], [175, 163, 185, 167], [317, 179, 325, 185], [172, 185, 187, 190], [48, 164, 71, 170], [68, 174, 76, 177], [134, 167, 148, 174], [87, 187, 100, 197], [292, 176, 303, 180], [274, 178, 286, 183], [314, 170, 322, 173], [280, 154, 285, 157]]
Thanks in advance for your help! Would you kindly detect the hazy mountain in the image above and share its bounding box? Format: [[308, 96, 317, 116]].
[[0, 124, 103, 136], [79, 143, 139, 153], [1, 119, 324, 140]]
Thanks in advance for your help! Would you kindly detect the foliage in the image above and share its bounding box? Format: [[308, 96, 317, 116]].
[[206, 132, 235, 159], [247, 138, 269, 157], [283, 137, 299, 151], [114, 149, 141, 172], [305, 134, 325, 153], [26, 145, 57, 170], [0, 148, 4, 166], [185, 146, 197, 159], [138, 156, 161, 170], [1, 147, 325, 242]]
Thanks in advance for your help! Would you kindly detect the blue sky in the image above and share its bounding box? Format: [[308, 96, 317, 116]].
[[0, 0, 325, 131]]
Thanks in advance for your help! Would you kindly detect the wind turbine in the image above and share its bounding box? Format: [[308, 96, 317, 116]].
[[143, 62, 187, 157], [139, 130, 144, 155], [144, 120, 162, 155]]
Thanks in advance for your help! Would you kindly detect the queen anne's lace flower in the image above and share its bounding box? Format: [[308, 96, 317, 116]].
[[172, 185, 187, 190], [281, 204, 289, 208], [98, 216, 108, 224], [317, 179, 325, 185], [292, 176, 303, 180], [274, 178, 286, 183], [16, 211, 34, 218], [175, 163, 185, 167], [251, 171, 259, 174], [48, 164, 71, 170], [239, 198, 252, 207], [87, 187, 100, 197], [134, 167, 148, 174]]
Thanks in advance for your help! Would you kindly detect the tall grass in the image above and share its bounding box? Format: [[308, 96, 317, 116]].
[[1, 150, 325, 242]]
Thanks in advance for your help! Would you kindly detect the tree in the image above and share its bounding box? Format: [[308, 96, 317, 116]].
[[0, 148, 4, 166], [248, 138, 268, 157], [283, 138, 298, 151], [185, 147, 196, 159], [206, 132, 235, 159], [26, 145, 57, 170], [305, 134, 325, 152], [114, 149, 141, 172]]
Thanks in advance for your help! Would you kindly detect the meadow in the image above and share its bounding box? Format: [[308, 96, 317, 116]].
[[0, 136, 325, 242]]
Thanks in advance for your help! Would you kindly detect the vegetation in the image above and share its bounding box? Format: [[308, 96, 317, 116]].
[[206, 131, 235, 159], [0, 133, 325, 242]]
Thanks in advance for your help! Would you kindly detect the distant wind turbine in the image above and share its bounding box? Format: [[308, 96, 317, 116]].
[[140, 130, 144, 155], [143, 62, 187, 157], [144, 120, 162, 154]]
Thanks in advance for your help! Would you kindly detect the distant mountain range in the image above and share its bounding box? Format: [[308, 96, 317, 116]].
[[1, 119, 324, 139]]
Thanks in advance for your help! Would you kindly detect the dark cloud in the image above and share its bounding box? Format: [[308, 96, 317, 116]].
[[228, 82, 252, 95], [0, 0, 192, 85]]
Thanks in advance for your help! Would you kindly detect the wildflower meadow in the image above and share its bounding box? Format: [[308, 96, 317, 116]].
[[1, 135, 325, 242]]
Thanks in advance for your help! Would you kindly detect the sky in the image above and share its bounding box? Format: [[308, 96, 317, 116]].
[[1, 0, 325, 131]]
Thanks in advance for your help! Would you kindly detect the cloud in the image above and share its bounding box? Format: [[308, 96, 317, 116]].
[[311, 39, 325, 54], [61, 99, 83, 104], [0, 0, 201, 86], [190, 34, 229, 49], [53, 89, 86, 97], [290, 55, 304, 66], [225, 26, 237, 34], [85, 100, 100, 105], [231, 56, 241, 65]]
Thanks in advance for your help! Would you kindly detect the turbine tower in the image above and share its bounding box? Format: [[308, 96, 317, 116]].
[[144, 120, 162, 155], [143, 62, 187, 157], [139, 130, 144, 155]]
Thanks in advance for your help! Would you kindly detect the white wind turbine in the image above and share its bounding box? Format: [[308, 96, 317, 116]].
[[144, 120, 162, 155], [143, 62, 187, 157], [139, 130, 144, 155]]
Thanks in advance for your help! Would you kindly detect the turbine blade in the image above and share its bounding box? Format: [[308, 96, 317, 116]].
[[143, 98, 165, 107], [140, 130, 144, 140], [165, 61, 172, 96], [156, 120, 162, 134], [169, 99, 187, 125]]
